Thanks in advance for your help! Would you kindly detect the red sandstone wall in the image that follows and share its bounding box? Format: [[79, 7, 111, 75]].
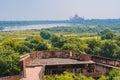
[[91, 55, 120, 67], [27, 50, 91, 61], [20, 50, 92, 68], [30, 51, 52, 59], [81, 54, 91, 61], [71, 51, 91, 61], [25, 57, 30, 66], [71, 51, 80, 60], [0, 75, 20, 80], [54, 50, 70, 58]]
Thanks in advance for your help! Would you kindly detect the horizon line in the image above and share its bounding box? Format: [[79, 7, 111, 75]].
[[0, 18, 120, 21]]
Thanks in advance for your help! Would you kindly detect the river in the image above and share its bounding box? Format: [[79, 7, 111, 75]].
[[3, 23, 71, 31]]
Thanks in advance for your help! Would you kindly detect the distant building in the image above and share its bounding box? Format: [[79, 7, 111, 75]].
[[69, 14, 84, 24]]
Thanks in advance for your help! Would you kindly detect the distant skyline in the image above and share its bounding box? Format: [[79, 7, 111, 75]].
[[0, 0, 120, 20]]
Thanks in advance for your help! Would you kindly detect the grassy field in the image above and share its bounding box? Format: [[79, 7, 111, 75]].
[[0, 30, 40, 41], [0, 29, 99, 40]]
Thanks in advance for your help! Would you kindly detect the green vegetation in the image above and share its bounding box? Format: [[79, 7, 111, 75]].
[[45, 69, 120, 80], [45, 71, 95, 80], [0, 26, 120, 77], [45, 26, 102, 37], [0, 47, 20, 77], [40, 30, 53, 39]]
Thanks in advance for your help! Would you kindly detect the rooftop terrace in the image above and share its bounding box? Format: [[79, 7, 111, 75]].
[[30, 58, 94, 66]]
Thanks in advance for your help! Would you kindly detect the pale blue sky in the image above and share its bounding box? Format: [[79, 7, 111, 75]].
[[0, 0, 120, 20]]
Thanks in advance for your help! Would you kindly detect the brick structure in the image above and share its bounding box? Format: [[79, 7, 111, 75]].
[[0, 75, 20, 80], [1, 50, 120, 80]]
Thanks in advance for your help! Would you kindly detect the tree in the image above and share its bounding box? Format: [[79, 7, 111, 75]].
[[98, 75, 108, 80], [77, 43, 89, 52], [46, 71, 94, 80], [100, 41, 120, 58], [46, 71, 74, 80], [76, 74, 94, 80], [101, 32, 114, 40], [25, 36, 33, 41], [35, 42, 49, 51], [40, 30, 52, 39], [50, 35, 66, 48], [30, 35, 43, 44], [15, 43, 30, 54], [109, 69, 120, 80], [99, 28, 112, 35], [87, 39, 101, 55], [0, 47, 20, 77], [62, 43, 78, 51], [2, 38, 19, 49]]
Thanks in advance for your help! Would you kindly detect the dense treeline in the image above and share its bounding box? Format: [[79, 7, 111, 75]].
[[0, 27, 120, 77], [45, 26, 102, 33], [84, 19, 120, 28], [45, 26, 120, 37]]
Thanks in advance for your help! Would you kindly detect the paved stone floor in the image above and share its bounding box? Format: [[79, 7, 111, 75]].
[[30, 58, 94, 66], [21, 66, 42, 80]]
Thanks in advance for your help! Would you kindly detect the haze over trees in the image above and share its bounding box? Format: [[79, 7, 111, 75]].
[[0, 15, 120, 32]]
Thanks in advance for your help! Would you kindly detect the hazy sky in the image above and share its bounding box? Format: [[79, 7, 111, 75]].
[[0, 0, 120, 20]]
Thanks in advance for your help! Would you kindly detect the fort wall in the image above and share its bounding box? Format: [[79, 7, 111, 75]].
[[0, 75, 20, 80], [91, 55, 120, 67], [1, 50, 120, 80]]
